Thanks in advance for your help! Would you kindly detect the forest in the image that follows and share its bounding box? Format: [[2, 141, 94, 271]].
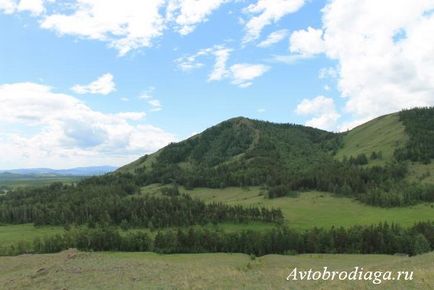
[[0, 181, 283, 227]]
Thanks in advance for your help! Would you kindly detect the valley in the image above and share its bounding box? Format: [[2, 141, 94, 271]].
[[0, 108, 433, 289]]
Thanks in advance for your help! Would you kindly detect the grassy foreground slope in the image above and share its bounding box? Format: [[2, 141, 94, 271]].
[[0, 249, 432, 290]]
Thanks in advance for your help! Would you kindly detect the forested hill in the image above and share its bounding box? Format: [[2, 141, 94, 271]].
[[118, 116, 341, 187], [115, 107, 434, 206]]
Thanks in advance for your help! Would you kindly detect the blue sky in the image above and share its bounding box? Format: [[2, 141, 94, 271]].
[[1, 0, 434, 169]]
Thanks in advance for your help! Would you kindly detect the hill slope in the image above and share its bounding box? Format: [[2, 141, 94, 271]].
[[119, 117, 342, 187], [335, 113, 408, 165], [120, 108, 434, 186], [1, 249, 433, 290]]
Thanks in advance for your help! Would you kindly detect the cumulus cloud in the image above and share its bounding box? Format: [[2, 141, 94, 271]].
[[40, 0, 167, 56], [229, 63, 269, 88], [293, 0, 434, 126], [0, 0, 16, 14], [18, 0, 45, 15], [242, 0, 305, 43], [0, 82, 175, 168], [1, 0, 231, 55], [296, 95, 340, 131], [72, 73, 116, 95], [116, 112, 146, 121], [1, 0, 46, 15], [258, 29, 288, 47], [289, 26, 324, 58]]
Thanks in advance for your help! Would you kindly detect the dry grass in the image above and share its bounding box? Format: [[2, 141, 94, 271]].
[[0, 249, 433, 290]]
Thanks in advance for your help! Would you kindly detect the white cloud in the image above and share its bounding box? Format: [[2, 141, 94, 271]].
[[1, 0, 231, 55], [208, 47, 232, 81], [175, 47, 213, 72], [337, 117, 371, 132], [136, 87, 162, 112], [296, 95, 340, 130], [41, 0, 166, 56], [294, 0, 434, 125], [229, 63, 269, 88], [17, 0, 45, 15], [289, 26, 324, 58], [148, 99, 162, 111], [0, 82, 175, 168], [177, 45, 268, 87], [175, 46, 231, 78], [166, 0, 228, 35], [0, 0, 16, 14], [242, 0, 305, 43], [116, 112, 146, 121], [72, 73, 116, 95], [258, 29, 288, 47]]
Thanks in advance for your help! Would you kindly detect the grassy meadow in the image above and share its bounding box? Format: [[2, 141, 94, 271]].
[[0, 224, 64, 247], [0, 249, 432, 290], [140, 185, 434, 230]]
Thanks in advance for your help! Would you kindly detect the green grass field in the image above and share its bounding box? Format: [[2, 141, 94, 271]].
[[0, 224, 64, 247], [0, 249, 432, 289], [144, 186, 434, 230]]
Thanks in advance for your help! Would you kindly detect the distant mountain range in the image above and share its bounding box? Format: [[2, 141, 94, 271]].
[[0, 166, 118, 177]]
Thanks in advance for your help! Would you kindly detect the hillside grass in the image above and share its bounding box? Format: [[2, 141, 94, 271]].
[[0, 249, 432, 289], [184, 187, 434, 229], [139, 185, 434, 230], [406, 162, 434, 184], [335, 113, 408, 165]]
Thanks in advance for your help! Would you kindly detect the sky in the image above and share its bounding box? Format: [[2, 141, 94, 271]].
[[1, 0, 434, 169]]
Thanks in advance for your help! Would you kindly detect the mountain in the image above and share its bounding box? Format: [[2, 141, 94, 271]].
[[118, 116, 341, 186], [1, 166, 118, 176], [116, 107, 433, 204]]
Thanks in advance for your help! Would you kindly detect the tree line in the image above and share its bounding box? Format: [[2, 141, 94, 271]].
[[1, 222, 432, 257], [0, 180, 283, 228], [394, 107, 434, 164]]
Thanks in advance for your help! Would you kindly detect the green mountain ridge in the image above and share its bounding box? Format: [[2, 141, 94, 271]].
[[115, 107, 434, 206], [119, 108, 433, 182]]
